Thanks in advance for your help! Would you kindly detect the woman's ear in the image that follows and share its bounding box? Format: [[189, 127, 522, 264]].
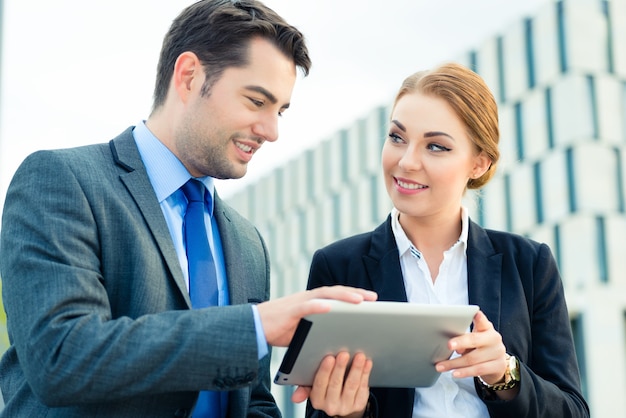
[[471, 151, 492, 179]]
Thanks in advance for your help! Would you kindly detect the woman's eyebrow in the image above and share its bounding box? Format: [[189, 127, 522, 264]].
[[424, 131, 454, 140], [390, 119, 406, 132]]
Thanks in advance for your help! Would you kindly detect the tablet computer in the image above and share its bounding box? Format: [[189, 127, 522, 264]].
[[274, 300, 478, 388]]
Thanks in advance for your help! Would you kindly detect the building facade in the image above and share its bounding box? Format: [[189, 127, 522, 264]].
[[226, 0, 626, 416]]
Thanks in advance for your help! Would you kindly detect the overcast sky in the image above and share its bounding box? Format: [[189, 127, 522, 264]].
[[0, 0, 550, 206]]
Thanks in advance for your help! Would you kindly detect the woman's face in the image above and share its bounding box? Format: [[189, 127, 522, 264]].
[[382, 92, 489, 221]]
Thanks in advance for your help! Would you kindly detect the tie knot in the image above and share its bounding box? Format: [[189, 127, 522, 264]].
[[181, 179, 205, 203]]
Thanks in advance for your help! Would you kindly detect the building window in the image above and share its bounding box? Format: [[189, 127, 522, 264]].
[[557, 0, 568, 73], [622, 82, 626, 143], [514, 102, 525, 161], [586, 75, 600, 140], [602, 0, 614, 73], [370, 174, 380, 225], [476, 193, 485, 227], [298, 209, 307, 254], [504, 174, 513, 232], [469, 50, 478, 73], [340, 129, 349, 183], [533, 162, 544, 224], [566, 148, 577, 213], [545, 88, 555, 149], [595, 216, 608, 283], [275, 167, 284, 215], [357, 119, 367, 176], [525, 17, 536, 89], [496, 36, 506, 103], [306, 149, 315, 201], [332, 193, 341, 240], [616, 147, 625, 214], [571, 315, 588, 399], [553, 224, 562, 269]]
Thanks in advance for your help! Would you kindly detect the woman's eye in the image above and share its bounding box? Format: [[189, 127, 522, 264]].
[[428, 143, 452, 152], [388, 133, 405, 143]]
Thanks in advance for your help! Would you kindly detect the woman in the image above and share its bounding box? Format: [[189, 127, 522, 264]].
[[294, 63, 589, 418]]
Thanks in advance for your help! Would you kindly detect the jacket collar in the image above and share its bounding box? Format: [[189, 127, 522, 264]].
[[363, 215, 503, 329]]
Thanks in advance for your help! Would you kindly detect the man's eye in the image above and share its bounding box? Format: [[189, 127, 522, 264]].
[[249, 98, 263, 107]]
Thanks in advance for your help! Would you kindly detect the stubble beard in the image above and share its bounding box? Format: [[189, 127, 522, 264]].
[[176, 124, 247, 180]]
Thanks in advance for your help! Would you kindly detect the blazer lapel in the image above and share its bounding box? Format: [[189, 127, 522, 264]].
[[109, 129, 190, 305], [362, 216, 409, 302], [466, 220, 503, 330]]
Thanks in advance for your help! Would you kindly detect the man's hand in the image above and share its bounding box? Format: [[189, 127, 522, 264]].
[[257, 286, 377, 347]]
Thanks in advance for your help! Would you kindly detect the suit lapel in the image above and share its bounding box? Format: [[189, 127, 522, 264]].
[[467, 221, 503, 330], [362, 217, 409, 302], [213, 196, 260, 306], [109, 130, 190, 306]]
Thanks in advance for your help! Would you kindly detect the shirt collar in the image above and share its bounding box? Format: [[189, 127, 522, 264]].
[[132, 121, 215, 215], [390, 206, 470, 257]]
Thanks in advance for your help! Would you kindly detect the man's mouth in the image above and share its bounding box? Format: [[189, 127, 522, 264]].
[[235, 141, 254, 154]]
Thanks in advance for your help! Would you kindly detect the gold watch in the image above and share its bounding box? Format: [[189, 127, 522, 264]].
[[477, 354, 520, 391]]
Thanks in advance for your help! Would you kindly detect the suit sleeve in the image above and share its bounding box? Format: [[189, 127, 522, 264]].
[[245, 229, 281, 418], [0, 150, 261, 406], [480, 243, 590, 418]]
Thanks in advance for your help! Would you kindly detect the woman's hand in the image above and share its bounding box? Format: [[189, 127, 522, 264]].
[[292, 351, 372, 418], [435, 310, 508, 384]]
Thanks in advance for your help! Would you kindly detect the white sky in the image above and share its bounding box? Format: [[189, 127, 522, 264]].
[[0, 0, 549, 206]]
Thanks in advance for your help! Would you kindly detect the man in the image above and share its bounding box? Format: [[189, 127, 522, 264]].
[[0, 1, 376, 417]]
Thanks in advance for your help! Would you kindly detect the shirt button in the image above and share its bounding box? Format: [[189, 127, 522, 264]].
[[174, 408, 189, 418]]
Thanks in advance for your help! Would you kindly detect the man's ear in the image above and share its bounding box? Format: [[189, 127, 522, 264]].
[[172, 51, 202, 104]]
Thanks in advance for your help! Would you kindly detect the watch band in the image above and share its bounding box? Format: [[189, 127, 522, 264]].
[[477, 354, 520, 391]]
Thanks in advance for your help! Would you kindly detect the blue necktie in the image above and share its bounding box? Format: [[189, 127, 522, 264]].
[[181, 179, 223, 418], [182, 179, 218, 308]]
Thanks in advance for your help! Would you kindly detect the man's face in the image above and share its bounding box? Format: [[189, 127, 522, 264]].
[[175, 37, 297, 179]]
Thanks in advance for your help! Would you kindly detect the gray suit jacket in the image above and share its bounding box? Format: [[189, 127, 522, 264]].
[[0, 128, 280, 417]]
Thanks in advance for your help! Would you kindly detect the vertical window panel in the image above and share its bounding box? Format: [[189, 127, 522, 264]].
[[566, 147, 577, 213], [497, 36, 507, 103], [545, 87, 555, 149], [504, 174, 513, 232], [533, 162, 544, 224], [602, 0, 614, 73], [595, 216, 608, 283], [586, 75, 600, 140], [514, 102, 525, 161], [571, 315, 588, 399], [525, 17, 536, 89], [557, 0, 568, 73], [616, 148, 625, 214]]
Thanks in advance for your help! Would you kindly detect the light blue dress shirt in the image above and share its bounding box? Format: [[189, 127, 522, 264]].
[[132, 121, 268, 360]]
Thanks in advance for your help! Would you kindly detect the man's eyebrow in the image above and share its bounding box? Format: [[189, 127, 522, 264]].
[[244, 85, 278, 104]]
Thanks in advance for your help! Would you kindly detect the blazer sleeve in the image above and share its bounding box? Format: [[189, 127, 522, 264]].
[[0, 149, 261, 407], [475, 238, 590, 418]]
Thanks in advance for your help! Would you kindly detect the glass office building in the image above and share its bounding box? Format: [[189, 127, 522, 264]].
[[226, 0, 626, 416]]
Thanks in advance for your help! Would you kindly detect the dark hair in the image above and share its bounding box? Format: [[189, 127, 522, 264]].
[[151, 0, 311, 112], [393, 63, 500, 189]]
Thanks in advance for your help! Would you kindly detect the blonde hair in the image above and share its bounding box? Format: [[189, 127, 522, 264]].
[[392, 63, 500, 189]]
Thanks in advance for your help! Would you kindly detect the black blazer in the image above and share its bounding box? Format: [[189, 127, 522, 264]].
[[305, 216, 589, 418]]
